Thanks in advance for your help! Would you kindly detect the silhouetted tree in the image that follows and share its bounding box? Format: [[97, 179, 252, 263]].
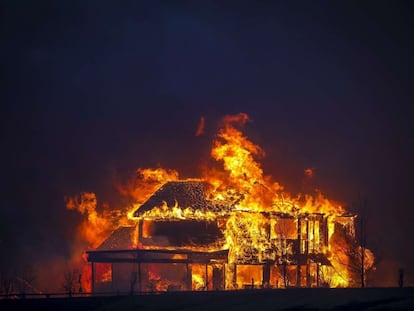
[[62, 269, 79, 296], [398, 269, 404, 288], [0, 271, 14, 296], [330, 200, 375, 288], [274, 218, 295, 288], [0, 266, 38, 297], [355, 199, 375, 287]]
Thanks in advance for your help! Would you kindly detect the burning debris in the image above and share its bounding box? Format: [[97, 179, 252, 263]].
[[67, 113, 374, 293]]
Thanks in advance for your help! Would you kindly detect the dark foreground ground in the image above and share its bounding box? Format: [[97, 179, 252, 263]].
[[1, 287, 414, 311]]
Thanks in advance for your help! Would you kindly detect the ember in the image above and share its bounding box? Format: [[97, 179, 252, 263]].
[[67, 113, 374, 292]]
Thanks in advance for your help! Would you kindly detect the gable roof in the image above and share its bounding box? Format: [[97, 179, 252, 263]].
[[133, 180, 216, 217], [96, 226, 136, 250]]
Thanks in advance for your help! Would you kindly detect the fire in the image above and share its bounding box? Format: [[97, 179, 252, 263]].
[[65, 192, 114, 248], [120, 168, 179, 204], [65, 168, 179, 291], [67, 112, 374, 291], [65, 168, 179, 247], [191, 265, 208, 290], [139, 200, 222, 222]]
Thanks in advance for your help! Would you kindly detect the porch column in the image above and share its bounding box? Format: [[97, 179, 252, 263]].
[[205, 264, 208, 290], [91, 262, 95, 294]]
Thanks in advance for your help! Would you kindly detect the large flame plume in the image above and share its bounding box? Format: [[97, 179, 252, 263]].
[[66, 112, 374, 291]]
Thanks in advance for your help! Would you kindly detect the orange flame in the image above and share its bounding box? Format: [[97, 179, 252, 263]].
[[67, 112, 374, 290], [65, 192, 114, 248]]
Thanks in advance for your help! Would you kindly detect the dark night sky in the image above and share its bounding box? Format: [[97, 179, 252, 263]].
[[1, 1, 413, 288]]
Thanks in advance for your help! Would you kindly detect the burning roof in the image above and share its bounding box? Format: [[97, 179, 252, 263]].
[[96, 226, 137, 251], [134, 181, 214, 217]]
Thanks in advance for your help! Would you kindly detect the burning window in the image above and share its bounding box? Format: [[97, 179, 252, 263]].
[[93, 263, 112, 292], [96, 263, 112, 283], [236, 265, 263, 288], [270, 265, 297, 288], [271, 217, 297, 240], [191, 264, 213, 290], [144, 263, 187, 292], [308, 220, 320, 252], [300, 219, 307, 254]]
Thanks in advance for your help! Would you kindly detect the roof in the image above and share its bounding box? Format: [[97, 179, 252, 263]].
[[133, 180, 217, 217], [96, 226, 136, 250]]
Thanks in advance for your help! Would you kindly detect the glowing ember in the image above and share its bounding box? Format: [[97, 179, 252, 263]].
[[195, 116, 206, 136], [67, 112, 374, 291]]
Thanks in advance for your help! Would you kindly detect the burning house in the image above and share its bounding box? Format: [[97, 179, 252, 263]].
[[70, 113, 374, 293], [86, 180, 359, 292]]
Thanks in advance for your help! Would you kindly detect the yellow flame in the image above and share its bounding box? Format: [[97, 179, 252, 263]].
[[68, 113, 374, 289]]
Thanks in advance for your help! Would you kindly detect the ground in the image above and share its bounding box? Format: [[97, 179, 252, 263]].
[[1, 288, 414, 310]]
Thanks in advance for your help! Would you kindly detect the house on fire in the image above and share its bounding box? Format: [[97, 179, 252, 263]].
[[86, 180, 356, 293]]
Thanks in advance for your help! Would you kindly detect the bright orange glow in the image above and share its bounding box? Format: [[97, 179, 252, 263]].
[[65, 167, 180, 248], [67, 112, 374, 291], [236, 265, 262, 288], [65, 193, 114, 248], [191, 265, 207, 290]]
